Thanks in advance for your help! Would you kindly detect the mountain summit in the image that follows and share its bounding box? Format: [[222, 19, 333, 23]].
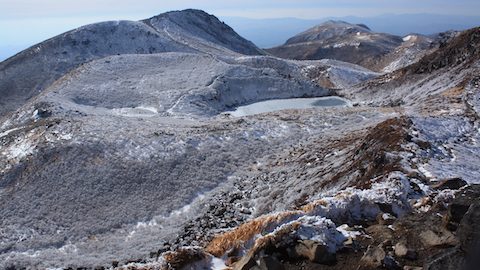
[[283, 20, 376, 45], [266, 20, 442, 72], [144, 9, 264, 56], [0, 9, 263, 116]]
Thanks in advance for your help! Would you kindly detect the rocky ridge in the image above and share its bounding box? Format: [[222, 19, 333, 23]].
[[266, 20, 454, 73]]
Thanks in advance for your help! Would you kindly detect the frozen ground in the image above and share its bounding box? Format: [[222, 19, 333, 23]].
[[0, 103, 394, 268], [0, 10, 478, 270], [0, 19, 384, 267]]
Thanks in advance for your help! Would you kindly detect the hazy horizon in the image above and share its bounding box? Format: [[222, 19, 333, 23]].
[[1, 1, 480, 60]]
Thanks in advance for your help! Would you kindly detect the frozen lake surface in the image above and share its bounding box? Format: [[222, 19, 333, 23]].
[[228, 96, 349, 117]]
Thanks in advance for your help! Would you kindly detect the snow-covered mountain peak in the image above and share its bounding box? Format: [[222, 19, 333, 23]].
[[0, 9, 265, 116], [144, 9, 264, 56], [284, 20, 374, 45]]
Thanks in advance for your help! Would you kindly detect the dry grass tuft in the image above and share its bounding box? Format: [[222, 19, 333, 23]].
[[441, 87, 464, 98], [250, 221, 301, 254], [205, 211, 301, 257], [301, 199, 328, 213], [163, 248, 207, 269]]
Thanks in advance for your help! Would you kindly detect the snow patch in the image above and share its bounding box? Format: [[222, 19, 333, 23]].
[[418, 165, 434, 179], [58, 133, 73, 140], [336, 224, 362, 239], [308, 172, 413, 221], [211, 256, 228, 270], [0, 127, 23, 138], [3, 138, 35, 161], [279, 216, 345, 253], [403, 35, 413, 42]]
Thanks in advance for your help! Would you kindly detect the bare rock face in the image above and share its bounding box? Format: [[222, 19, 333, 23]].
[[444, 185, 480, 230], [359, 244, 386, 269], [432, 177, 468, 190], [457, 197, 480, 253], [293, 239, 336, 264], [233, 253, 285, 270], [420, 229, 459, 248], [394, 242, 409, 257], [424, 248, 466, 270], [256, 255, 285, 270], [394, 243, 417, 260]]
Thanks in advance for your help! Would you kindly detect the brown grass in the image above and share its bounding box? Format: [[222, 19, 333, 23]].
[[441, 87, 464, 98], [163, 248, 207, 269], [250, 221, 301, 253], [323, 117, 412, 190], [301, 199, 328, 213], [205, 211, 301, 257]]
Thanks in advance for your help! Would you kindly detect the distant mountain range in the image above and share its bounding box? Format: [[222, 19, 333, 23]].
[[1, 13, 479, 61], [265, 20, 456, 72], [222, 14, 480, 48]]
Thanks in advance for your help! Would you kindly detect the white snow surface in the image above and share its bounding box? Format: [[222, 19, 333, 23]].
[[270, 216, 345, 253], [309, 171, 413, 221], [413, 116, 480, 184], [403, 35, 413, 42]]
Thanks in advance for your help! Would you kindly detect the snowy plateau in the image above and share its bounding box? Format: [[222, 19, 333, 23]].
[[0, 9, 479, 270]]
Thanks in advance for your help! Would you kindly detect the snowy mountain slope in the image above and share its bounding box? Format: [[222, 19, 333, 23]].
[[283, 20, 375, 44], [265, 20, 457, 73], [0, 55, 377, 267], [381, 34, 436, 72], [144, 9, 264, 56], [223, 56, 379, 90], [1, 9, 479, 270], [0, 44, 383, 267], [343, 27, 480, 107], [266, 20, 403, 71], [0, 20, 191, 117], [18, 53, 330, 119], [118, 26, 480, 270], [0, 9, 264, 117], [338, 27, 480, 185], [296, 59, 380, 89]]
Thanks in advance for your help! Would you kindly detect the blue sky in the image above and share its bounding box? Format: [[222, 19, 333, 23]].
[[2, 0, 480, 19], [1, 0, 480, 60]]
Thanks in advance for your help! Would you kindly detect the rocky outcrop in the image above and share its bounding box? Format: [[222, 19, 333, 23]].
[[405, 27, 480, 74]]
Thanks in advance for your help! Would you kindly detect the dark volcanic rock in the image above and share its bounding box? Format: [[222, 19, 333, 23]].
[[457, 201, 480, 253], [444, 185, 480, 231], [293, 240, 336, 264], [424, 247, 466, 270], [432, 177, 468, 190]]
